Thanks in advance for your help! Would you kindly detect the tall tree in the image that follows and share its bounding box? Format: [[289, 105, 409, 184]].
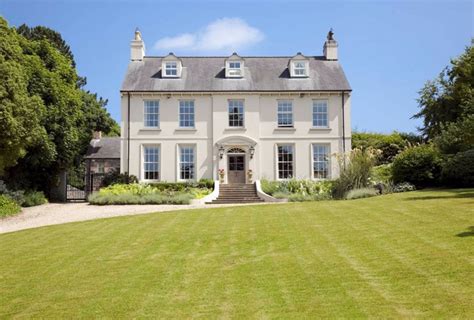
[[0, 17, 119, 195], [413, 45, 473, 139], [0, 18, 51, 174]]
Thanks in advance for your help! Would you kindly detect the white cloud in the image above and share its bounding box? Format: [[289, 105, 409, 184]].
[[153, 18, 264, 53]]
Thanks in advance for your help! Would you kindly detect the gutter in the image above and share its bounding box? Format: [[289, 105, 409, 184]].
[[341, 90, 346, 154], [127, 92, 131, 174]]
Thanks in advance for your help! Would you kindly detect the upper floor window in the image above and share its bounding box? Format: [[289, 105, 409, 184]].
[[143, 145, 160, 180], [179, 100, 195, 128], [227, 61, 242, 77], [277, 145, 294, 179], [277, 100, 293, 127], [312, 100, 328, 127], [144, 100, 159, 128], [165, 62, 177, 76], [179, 146, 195, 180], [162, 53, 182, 78], [293, 62, 307, 76], [289, 53, 309, 78], [228, 100, 244, 127], [225, 53, 244, 78], [313, 144, 330, 179]]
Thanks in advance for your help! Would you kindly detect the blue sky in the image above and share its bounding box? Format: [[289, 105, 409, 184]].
[[1, 0, 472, 133]]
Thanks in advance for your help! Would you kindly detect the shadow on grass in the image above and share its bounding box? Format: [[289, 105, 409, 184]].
[[456, 226, 474, 237], [403, 189, 474, 201]]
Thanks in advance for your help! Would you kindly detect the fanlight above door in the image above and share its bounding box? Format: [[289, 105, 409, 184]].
[[227, 147, 246, 154]]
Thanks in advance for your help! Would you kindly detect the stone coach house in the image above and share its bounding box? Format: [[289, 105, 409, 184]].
[[120, 29, 351, 186]]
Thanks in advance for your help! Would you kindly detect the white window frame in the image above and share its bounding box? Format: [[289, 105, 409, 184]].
[[312, 144, 330, 179], [228, 99, 245, 127], [179, 100, 195, 128], [292, 61, 308, 77], [178, 145, 196, 181], [97, 162, 105, 174], [276, 144, 295, 180], [144, 100, 160, 128], [312, 100, 329, 128], [277, 100, 294, 128], [163, 61, 179, 77], [226, 60, 243, 77], [142, 144, 161, 182]]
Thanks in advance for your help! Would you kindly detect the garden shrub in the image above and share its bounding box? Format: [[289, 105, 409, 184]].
[[332, 148, 380, 199], [88, 182, 211, 205], [101, 170, 138, 187], [0, 195, 21, 218], [393, 182, 416, 193], [441, 149, 474, 187], [260, 179, 333, 201], [392, 144, 442, 187], [88, 192, 193, 205], [288, 193, 332, 202], [0, 180, 25, 205], [345, 188, 378, 200], [371, 164, 393, 184], [22, 191, 48, 207]]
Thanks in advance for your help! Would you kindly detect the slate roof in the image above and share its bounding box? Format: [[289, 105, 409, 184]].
[[121, 56, 351, 92], [85, 137, 120, 159]]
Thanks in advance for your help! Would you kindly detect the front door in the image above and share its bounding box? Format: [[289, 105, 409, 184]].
[[228, 155, 245, 184]]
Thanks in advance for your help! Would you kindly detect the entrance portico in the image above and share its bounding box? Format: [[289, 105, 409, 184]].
[[215, 135, 257, 185]]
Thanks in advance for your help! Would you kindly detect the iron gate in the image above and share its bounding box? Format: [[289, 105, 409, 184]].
[[66, 174, 86, 201]]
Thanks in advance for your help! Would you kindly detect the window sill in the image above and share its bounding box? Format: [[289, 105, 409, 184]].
[[175, 128, 197, 132], [225, 127, 246, 131], [140, 128, 161, 132], [309, 127, 331, 132], [274, 127, 296, 132]]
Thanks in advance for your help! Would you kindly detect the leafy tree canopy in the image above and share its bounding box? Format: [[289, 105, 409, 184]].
[[0, 17, 119, 194], [413, 45, 473, 140]]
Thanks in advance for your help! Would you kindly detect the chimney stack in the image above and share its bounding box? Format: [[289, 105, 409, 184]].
[[131, 28, 145, 61], [323, 28, 338, 60], [93, 131, 102, 140]]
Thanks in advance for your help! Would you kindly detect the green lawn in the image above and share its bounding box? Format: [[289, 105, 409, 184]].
[[1, 189, 473, 318]]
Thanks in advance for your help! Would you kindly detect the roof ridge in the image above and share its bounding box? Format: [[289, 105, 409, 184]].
[[143, 56, 326, 59]]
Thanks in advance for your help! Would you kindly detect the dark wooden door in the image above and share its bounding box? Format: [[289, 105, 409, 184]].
[[228, 155, 245, 184]]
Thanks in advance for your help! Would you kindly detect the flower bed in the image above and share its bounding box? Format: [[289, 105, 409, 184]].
[[88, 181, 213, 205]]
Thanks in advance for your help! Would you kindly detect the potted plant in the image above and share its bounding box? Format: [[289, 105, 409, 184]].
[[247, 169, 253, 183], [218, 169, 225, 183]]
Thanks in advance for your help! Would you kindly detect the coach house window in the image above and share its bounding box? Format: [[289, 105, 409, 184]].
[[277, 145, 294, 179], [143, 146, 160, 180], [179, 100, 195, 128], [277, 100, 293, 127], [312, 100, 328, 128], [313, 144, 330, 179], [179, 146, 195, 180], [144, 100, 159, 128], [228, 100, 244, 127]]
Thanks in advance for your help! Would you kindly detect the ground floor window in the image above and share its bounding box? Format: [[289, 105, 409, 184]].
[[179, 146, 195, 180], [143, 146, 160, 180], [277, 145, 294, 179], [313, 144, 329, 179]]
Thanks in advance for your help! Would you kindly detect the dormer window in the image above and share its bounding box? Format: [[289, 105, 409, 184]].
[[162, 53, 182, 78], [289, 53, 309, 78], [293, 62, 307, 76], [165, 62, 177, 76], [228, 62, 242, 77], [225, 52, 244, 78]]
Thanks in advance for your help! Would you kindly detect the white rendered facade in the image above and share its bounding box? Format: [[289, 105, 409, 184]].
[[121, 30, 352, 183]]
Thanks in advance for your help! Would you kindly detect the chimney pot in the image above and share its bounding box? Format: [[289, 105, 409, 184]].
[[323, 29, 338, 60], [131, 29, 145, 61], [93, 131, 102, 140]]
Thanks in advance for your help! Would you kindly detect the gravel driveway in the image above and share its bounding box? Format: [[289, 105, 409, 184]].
[[0, 202, 270, 234]]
